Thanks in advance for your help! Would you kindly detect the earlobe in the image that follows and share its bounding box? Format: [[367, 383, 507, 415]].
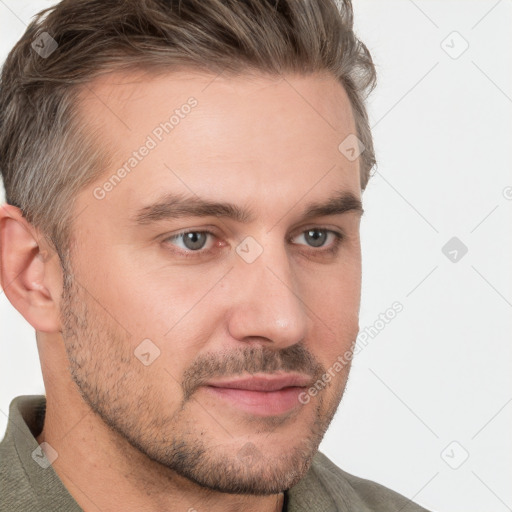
[[0, 203, 62, 332]]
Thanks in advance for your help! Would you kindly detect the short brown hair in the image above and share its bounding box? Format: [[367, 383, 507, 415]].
[[0, 0, 376, 261]]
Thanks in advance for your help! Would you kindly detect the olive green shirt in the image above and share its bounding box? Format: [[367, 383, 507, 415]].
[[1, 395, 430, 511]]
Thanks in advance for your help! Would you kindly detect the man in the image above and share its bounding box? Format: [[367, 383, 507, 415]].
[[0, 0, 430, 510]]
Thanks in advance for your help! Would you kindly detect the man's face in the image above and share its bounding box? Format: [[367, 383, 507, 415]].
[[60, 70, 363, 494]]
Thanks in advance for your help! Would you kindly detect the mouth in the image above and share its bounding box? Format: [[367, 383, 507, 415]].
[[202, 373, 312, 416]]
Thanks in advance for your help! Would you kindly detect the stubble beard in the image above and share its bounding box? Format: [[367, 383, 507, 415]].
[[58, 264, 351, 495]]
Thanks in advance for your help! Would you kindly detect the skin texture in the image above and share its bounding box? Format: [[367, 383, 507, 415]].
[[0, 70, 363, 512]]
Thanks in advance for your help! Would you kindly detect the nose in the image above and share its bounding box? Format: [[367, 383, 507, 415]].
[[226, 240, 308, 349]]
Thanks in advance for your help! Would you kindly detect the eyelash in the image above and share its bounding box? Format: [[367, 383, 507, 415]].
[[162, 227, 345, 259]]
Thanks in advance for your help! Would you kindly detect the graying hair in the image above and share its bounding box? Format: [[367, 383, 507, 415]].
[[0, 0, 376, 261]]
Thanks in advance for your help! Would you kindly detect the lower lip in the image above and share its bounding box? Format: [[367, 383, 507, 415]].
[[203, 386, 305, 416]]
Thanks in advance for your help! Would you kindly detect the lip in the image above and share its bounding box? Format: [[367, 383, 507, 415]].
[[202, 373, 312, 416], [205, 373, 313, 392]]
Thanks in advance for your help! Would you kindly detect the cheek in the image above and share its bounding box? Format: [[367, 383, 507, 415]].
[[303, 268, 361, 363], [97, 255, 220, 374], [91, 245, 184, 332], [304, 261, 361, 317]]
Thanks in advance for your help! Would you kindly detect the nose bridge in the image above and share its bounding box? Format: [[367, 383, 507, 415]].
[[227, 237, 308, 346]]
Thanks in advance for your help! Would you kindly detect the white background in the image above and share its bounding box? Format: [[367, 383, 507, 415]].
[[1, 1, 511, 511]]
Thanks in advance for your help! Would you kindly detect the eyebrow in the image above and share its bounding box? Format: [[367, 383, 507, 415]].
[[132, 189, 364, 226]]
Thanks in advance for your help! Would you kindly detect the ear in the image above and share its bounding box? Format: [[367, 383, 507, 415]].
[[0, 203, 63, 332]]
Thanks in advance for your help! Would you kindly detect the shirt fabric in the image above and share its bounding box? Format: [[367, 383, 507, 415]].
[[1, 395, 431, 511]]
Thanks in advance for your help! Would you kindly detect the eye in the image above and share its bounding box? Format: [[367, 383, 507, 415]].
[[162, 227, 344, 259], [291, 228, 343, 250], [163, 230, 216, 253]]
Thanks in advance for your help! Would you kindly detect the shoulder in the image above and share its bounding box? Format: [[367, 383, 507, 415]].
[[307, 451, 432, 512], [0, 425, 40, 511], [0, 395, 48, 511]]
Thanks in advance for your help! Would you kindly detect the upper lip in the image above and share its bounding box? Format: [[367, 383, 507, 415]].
[[205, 373, 312, 392]]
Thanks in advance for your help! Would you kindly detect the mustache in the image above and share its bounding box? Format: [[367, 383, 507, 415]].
[[181, 343, 325, 401]]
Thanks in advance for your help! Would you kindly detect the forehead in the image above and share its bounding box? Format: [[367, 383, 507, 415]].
[[78, 67, 355, 125], [74, 69, 360, 227], [77, 67, 357, 157]]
